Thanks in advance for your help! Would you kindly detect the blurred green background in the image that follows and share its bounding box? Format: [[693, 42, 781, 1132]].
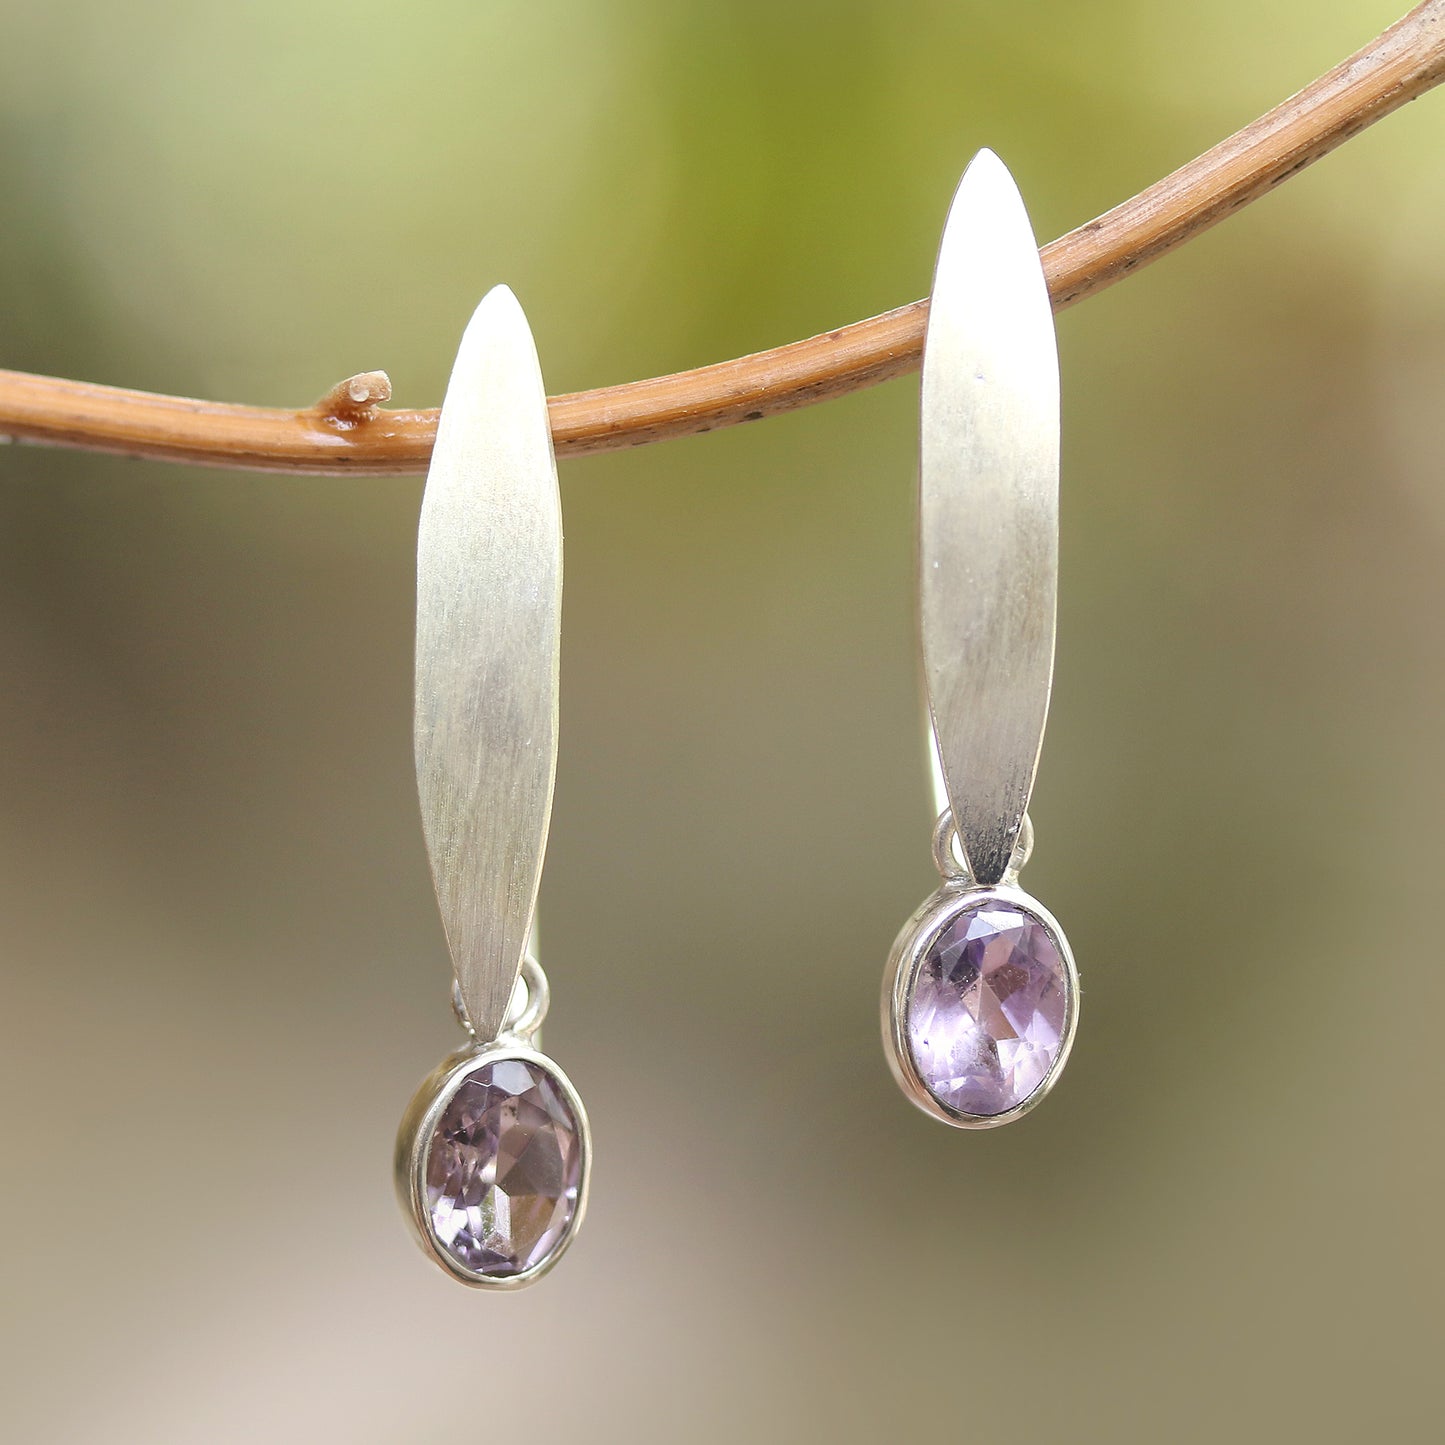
[[2, 2, 1443, 1440]]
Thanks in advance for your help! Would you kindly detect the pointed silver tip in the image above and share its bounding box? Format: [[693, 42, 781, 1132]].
[[480, 281, 519, 308], [452, 286, 540, 394], [940, 149, 1035, 267], [466, 283, 525, 333], [958, 147, 1020, 199]]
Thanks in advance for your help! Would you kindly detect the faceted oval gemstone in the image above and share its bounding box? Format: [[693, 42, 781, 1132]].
[[906, 896, 1070, 1118], [424, 1055, 584, 1279]]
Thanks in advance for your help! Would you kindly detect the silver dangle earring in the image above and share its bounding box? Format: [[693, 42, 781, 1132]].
[[882, 151, 1080, 1129], [394, 286, 590, 1286]]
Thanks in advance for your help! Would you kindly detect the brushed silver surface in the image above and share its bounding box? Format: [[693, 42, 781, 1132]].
[[920, 149, 1059, 888], [414, 286, 561, 1043]]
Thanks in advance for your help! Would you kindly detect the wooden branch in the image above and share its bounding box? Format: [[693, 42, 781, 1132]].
[[2, 3, 1443, 476]]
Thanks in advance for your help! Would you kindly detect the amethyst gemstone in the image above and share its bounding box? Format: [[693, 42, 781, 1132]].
[[425, 1056, 583, 1277], [907, 898, 1069, 1117]]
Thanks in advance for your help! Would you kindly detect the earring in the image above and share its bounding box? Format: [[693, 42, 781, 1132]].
[[394, 287, 590, 1287], [882, 151, 1080, 1129]]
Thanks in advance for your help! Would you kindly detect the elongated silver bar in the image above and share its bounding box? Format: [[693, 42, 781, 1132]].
[[414, 286, 562, 1042], [919, 149, 1059, 888]]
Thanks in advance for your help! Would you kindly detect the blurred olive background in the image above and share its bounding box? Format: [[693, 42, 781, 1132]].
[[3, 2, 1443, 1440]]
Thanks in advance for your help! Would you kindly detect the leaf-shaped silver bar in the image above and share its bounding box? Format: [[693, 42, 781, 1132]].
[[920, 150, 1059, 888], [414, 286, 561, 1043]]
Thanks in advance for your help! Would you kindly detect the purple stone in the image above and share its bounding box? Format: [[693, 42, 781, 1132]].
[[425, 1056, 583, 1278], [907, 899, 1069, 1117]]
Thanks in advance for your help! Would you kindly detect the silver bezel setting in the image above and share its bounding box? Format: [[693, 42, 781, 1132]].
[[394, 1037, 592, 1290], [881, 881, 1079, 1130]]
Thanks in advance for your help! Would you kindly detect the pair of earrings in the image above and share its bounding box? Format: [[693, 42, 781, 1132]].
[[394, 150, 1079, 1290]]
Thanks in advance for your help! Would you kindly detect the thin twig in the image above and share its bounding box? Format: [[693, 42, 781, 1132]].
[[1, 2, 1443, 476]]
